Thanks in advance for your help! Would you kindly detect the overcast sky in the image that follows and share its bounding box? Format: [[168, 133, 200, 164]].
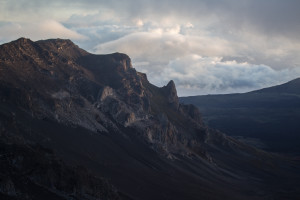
[[1, 0, 300, 96]]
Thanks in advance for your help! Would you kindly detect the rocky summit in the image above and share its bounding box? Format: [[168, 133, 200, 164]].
[[0, 38, 299, 200]]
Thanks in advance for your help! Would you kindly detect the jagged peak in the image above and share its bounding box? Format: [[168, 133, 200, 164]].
[[8, 37, 34, 46], [166, 80, 176, 89], [163, 80, 179, 109], [164, 80, 178, 96]]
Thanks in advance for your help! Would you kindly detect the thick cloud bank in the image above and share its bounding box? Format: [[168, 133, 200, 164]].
[[1, 0, 300, 95], [95, 29, 300, 95], [154, 56, 300, 96]]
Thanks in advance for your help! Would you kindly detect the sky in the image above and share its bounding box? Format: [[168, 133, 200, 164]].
[[1, 0, 300, 96]]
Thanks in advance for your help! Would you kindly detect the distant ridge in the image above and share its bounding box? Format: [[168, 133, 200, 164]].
[[252, 78, 300, 94], [180, 78, 300, 155]]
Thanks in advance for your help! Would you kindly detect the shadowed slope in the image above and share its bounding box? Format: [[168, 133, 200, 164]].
[[180, 78, 300, 155]]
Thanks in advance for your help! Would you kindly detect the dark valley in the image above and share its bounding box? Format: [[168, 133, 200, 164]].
[[0, 38, 299, 200]]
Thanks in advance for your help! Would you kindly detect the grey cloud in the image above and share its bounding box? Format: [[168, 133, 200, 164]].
[[158, 56, 300, 96], [1, 0, 300, 95], [0, 20, 86, 41], [4, 0, 299, 38], [92, 25, 300, 95], [79, 0, 300, 39], [2, 0, 300, 42], [94, 30, 233, 60]]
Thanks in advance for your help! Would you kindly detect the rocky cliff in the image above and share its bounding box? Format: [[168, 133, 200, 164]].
[[0, 38, 217, 160], [0, 38, 299, 200]]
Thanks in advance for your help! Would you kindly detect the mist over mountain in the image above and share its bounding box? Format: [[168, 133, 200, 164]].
[[0, 38, 299, 199], [180, 78, 300, 155]]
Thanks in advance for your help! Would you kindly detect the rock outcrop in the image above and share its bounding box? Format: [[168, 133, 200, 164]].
[[0, 37, 281, 160], [162, 80, 179, 109], [1, 38, 299, 200]]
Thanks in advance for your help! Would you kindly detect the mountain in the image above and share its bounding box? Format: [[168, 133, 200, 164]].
[[255, 78, 300, 94], [0, 38, 299, 199], [180, 78, 300, 155]]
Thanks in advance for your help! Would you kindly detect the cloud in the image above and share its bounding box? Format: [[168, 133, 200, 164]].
[[150, 55, 300, 96], [94, 29, 300, 96], [91, 21, 300, 96], [93, 28, 233, 85], [1, 0, 300, 95], [0, 20, 87, 42], [3, 0, 300, 39], [94, 28, 233, 62]]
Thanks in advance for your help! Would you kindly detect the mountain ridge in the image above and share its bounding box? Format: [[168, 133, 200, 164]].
[[180, 78, 300, 155], [1, 38, 300, 199], [252, 77, 300, 95]]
